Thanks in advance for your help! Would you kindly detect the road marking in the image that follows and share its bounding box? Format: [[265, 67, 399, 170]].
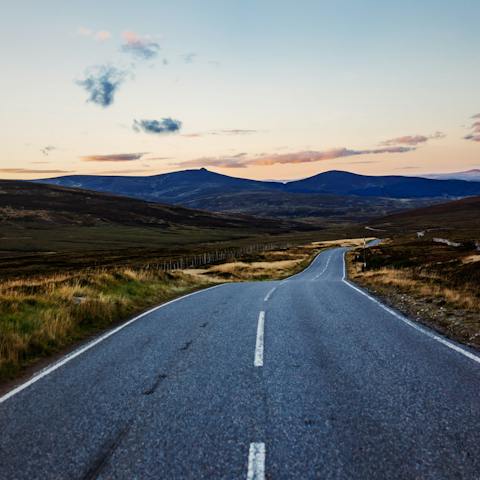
[[341, 252, 480, 366], [0, 283, 227, 405], [264, 287, 276, 302], [254, 311, 265, 367], [247, 442, 266, 480], [313, 252, 333, 280]]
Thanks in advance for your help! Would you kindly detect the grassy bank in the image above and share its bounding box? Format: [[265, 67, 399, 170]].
[[0, 268, 215, 383], [347, 237, 480, 349]]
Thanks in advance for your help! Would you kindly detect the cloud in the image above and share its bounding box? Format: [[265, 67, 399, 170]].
[[0, 168, 71, 174], [381, 131, 445, 146], [464, 134, 480, 142], [133, 118, 182, 134], [464, 115, 480, 141], [249, 147, 413, 166], [121, 31, 160, 60], [177, 146, 413, 169], [77, 65, 126, 107], [95, 30, 112, 41], [77, 27, 111, 41], [182, 129, 258, 138], [40, 145, 56, 156], [80, 153, 147, 162], [216, 129, 257, 135], [177, 156, 248, 169]]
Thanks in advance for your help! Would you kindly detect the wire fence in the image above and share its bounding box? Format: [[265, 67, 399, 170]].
[[142, 241, 293, 271]]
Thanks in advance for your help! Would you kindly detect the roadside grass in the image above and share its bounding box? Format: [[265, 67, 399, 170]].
[[347, 236, 480, 349], [0, 268, 213, 383]]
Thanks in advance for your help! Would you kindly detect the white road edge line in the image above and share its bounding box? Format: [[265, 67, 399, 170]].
[[0, 283, 227, 404], [247, 442, 266, 480], [341, 251, 480, 365], [264, 287, 276, 302], [254, 311, 265, 367]]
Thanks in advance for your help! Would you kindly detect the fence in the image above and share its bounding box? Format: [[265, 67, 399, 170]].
[[143, 241, 292, 271]]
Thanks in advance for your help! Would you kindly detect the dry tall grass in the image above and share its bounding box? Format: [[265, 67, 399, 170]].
[[354, 267, 480, 311], [347, 240, 480, 347], [0, 267, 211, 382]]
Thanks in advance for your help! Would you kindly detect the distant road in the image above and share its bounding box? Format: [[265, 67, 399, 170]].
[[1, 248, 480, 479]]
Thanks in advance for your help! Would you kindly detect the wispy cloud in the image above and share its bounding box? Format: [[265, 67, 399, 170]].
[[40, 145, 56, 156], [183, 129, 258, 138], [77, 27, 111, 42], [249, 147, 413, 166], [133, 118, 182, 134], [80, 153, 147, 162], [177, 146, 413, 169], [121, 31, 160, 60], [381, 131, 445, 146], [178, 155, 248, 169], [77, 65, 126, 107], [464, 114, 480, 142], [0, 168, 72, 174]]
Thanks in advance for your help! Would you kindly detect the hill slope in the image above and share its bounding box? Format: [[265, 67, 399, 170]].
[[35, 168, 282, 205], [0, 180, 297, 231], [0, 180, 318, 277], [368, 195, 480, 236], [283, 170, 480, 198]]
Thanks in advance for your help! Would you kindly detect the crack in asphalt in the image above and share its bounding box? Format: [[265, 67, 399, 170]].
[[143, 373, 168, 395]]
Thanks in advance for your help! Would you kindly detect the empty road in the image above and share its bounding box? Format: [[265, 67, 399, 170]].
[[1, 248, 480, 479]]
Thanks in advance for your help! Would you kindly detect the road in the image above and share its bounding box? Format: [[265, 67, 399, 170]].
[[1, 247, 480, 479]]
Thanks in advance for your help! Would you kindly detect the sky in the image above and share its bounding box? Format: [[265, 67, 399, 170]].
[[1, 0, 480, 181]]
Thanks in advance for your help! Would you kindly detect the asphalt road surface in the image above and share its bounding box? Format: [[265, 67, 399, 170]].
[[1, 248, 480, 479]]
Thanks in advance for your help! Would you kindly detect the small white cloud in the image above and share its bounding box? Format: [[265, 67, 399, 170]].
[[77, 27, 112, 42]]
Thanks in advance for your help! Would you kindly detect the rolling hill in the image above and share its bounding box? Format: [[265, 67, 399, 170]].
[[0, 179, 296, 231], [368, 195, 480, 237], [283, 170, 480, 197]]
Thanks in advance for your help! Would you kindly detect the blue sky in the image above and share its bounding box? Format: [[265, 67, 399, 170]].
[[1, 0, 479, 179]]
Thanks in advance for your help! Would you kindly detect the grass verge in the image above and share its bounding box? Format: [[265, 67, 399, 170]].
[[346, 237, 480, 350], [0, 267, 218, 383]]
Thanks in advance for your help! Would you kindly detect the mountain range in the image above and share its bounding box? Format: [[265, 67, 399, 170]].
[[36, 168, 480, 200], [33, 169, 480, 223]]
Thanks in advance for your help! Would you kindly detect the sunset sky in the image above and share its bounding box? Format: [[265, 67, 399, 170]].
[[2, 0, 480, 180]]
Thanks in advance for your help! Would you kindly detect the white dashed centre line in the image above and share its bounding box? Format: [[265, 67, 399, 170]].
[[313, 252, 332, 280], [247, 442, 266, 480], [254, 311, 265, 367]]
